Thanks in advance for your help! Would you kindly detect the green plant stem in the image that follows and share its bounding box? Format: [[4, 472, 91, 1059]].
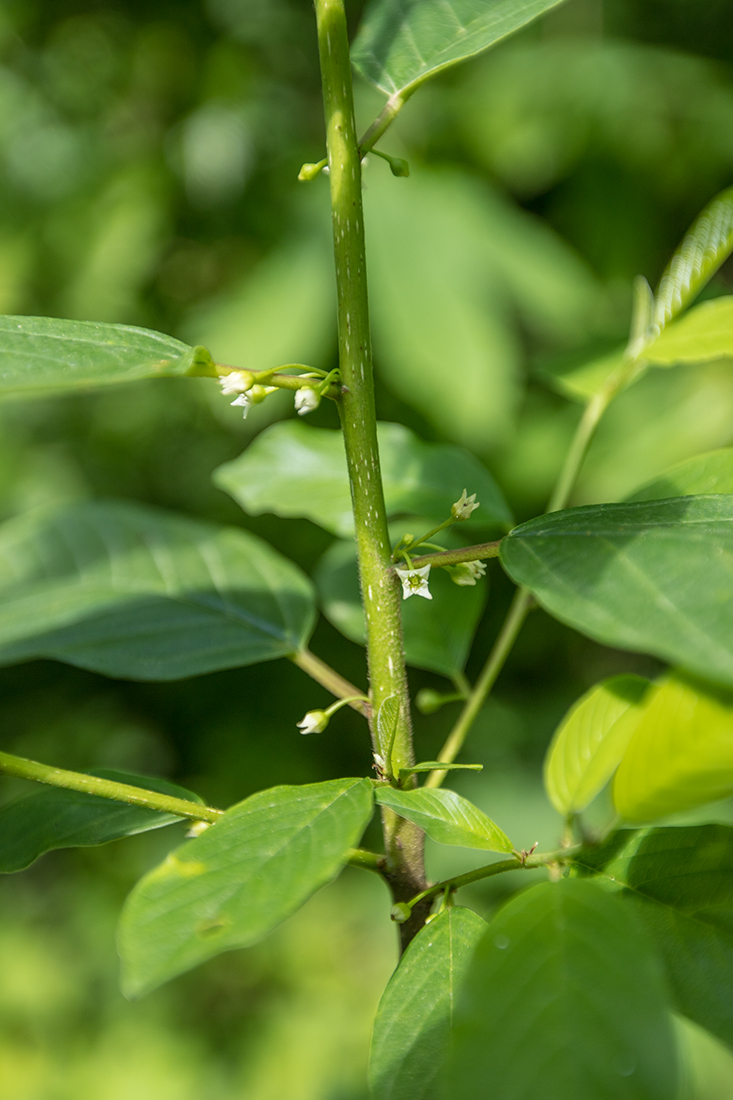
[[291, 649, 370, 716], [546, 388, 612, 514], [408, 540, 502, 570], [358, 93, 405, 156], [348, 847, 386, 872], [315, 0, 427, 942], [0, 750, 223, 822]]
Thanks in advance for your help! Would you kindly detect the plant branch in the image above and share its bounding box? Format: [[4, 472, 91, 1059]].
[[291, 649, 370, 716], [358, 93, 405, 156], [407, 540, 502, 570], [0, 750, 223, 823], [348, 847, 387, 873]]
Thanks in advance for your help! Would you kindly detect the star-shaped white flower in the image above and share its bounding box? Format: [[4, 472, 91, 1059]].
[[451, 489, 480, 521], [230, 392, 253, 418], [395, 563, 432, 600], [451, 560, 487, 587]]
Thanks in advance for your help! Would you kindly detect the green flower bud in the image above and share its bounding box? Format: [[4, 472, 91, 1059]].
[[390, 902, 412, 924]]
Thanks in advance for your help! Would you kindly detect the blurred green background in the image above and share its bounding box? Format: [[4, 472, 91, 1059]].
[[1, 0, 733, 1096]]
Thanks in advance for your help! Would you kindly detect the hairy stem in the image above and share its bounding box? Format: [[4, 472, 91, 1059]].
[[291, 649, 370, 716], [0, 750, 223, 823], [407, 540, 502, 570]]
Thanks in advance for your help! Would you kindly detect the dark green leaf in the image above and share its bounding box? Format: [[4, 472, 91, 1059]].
[[352, 0, 569, 100], [369, 907, 486, 1100], [0, 315, 214, 397], [0, 499, 316, 680], [374, 786, 513, 852], [315, 536, 486, 679], [0, 770, 203, 872], [544, 675, 649, 815], [118, 778, 374, 997], [501, 496, 733, 688], [447, 879, 678, 1100], [627, 447, 733, 502], [213, 420, 512, 537]]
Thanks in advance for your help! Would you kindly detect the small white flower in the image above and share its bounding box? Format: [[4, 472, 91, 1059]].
[[297, 709, 329, 735], [230, 392, 253, 418], [395, 564, 432, 600], [219, 370, 253, 395], [450, 560, 487, 587], [451, 489, 480, 521], [294, 387, 320, 416]]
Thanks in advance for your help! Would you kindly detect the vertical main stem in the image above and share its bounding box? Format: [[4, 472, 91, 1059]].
[[314, 0, 428, 938]]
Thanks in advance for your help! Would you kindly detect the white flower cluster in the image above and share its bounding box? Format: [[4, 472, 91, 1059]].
[[218, 371, 322, 418]]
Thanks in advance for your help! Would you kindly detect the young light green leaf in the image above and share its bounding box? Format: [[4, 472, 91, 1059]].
[[584, 825, 733, 1049], [613, 671, 733, 822], [369, 907, 486, 1100], [214, 420, 512, 537], [447, 879, 678, 1100], [0, 316, 214, 397], [501, 496, 733, 689], [315, 536, 486, 679], [118, 777, 374, 998], [0, 500, 315, 680], [539, 345, 626, 403], [645, 297, 733, 365], [352, 0, 569, 100], [544, 675, 650, 815], [377, 694, 401, 774], [627, 447, 733, 502], [653, 186, 733, 332], [0, 770, 203, 873], [374, 786, 513, 853]]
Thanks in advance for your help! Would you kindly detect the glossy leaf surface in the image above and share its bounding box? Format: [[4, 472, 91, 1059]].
[[0, 315, 213, 396], [119, 778, 374, 997], [653, 186, 733, 331], [544, 675, 649, 815], [369, 907, 486, 1100], [501, 496, 733, 688], [352, 0, 568, 99], [0, 770, 202, 872], [315, 536, 486, 679], [214, 420, 512, 537], [613, 672, 733, 821], [374, 786, 513, 852], [628, 447, 733, 502], [448, 879, 678, 1100], [0, 500, 315, 680], [645, 297, 733, 365]]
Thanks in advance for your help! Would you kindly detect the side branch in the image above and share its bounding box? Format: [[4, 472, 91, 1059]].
[[405, 540, 502, 570], [291, 649, 370, 717]]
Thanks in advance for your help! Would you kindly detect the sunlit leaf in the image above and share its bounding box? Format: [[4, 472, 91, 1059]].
[[447, 879, 678, 1100], [501, 496, 733, 688], [653, 186, 733, 331], [214, 420, 512, 537], [315, 536, 487, 679], [544, 675, 649, 815], [0, 500, 316, 680], [627, 447, 733, 502], [645, 297, 733, 365], [613, 671, 733, 821], [0, 770, 203, 873], [374, 786, 513, 852], [352, 0, 569, 99], [118, 778, 374, 997], [0, 315, 214, 397], [369, 907, 486, 1100]]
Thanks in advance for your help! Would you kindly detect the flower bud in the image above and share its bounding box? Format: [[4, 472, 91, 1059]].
[[219, 370, 253, 395], [450, 560, 487, 587], [294, 387, 321, 416], [415, 688, 445, 715], [451, 489, 480, 521], [297, 709, 329, 735], [390, 903, 411, 924]]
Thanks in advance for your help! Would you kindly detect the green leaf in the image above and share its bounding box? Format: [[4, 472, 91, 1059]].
[[0, 316, 214, 397], [315, 536, 486, 679], [628, 447, 733, 502], [652, 186, 733, 332], [373, 786, 513, 852], [586, 825, 733, 1049], [447, 879, 678, 1100], [544, 675, 650, 815], [645, 297, 733, 366], [118, 777, 374, 998], [0, 499, 316, 681], [0, 770, 203, 873], [613, 671, 733, 822], [369, 907, 486, 1100], [501, 496, 733, 689], [539, 345, 625, 403], [377, 694, 401, 774], [352, 0, 569, 100], [213, 420, 512, 537]]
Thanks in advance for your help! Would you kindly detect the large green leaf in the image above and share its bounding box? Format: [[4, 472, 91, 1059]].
[[652, 186, 733, 332], [628, 447, 733, 502], [0, 500, 316, 680], [613, 671, 733, 822], [374, 786, 513, 852], [583, 825, 733, 1049], [213, 420, 512, 538], [645, 297, 733, 366], [315, 536, 487, 679], [369, 907, 486, 1100], [118, 778, 374, 998], [352, 0, 569, 100], [544, 675, 649, 816], [447, 879, 678, 1100], [0, 770, 203, 872], [501, 496, 733, 689], [0, 315, 214, 397]]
